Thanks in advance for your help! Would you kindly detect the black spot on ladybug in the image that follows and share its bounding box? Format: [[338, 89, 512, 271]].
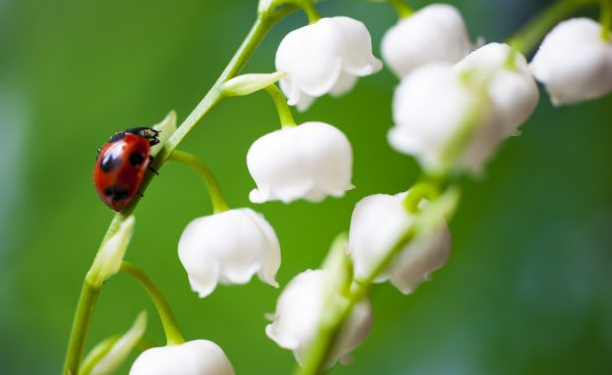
[[129, 151, 145, 167], [99, 152, 121, 173], [103, 185, 130, 201]]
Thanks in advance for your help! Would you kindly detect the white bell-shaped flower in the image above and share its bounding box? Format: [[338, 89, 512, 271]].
[[247, 122, 353, 204], [266, 269, 372, 367], [348, 193, 451, 294], [453, 42, 539, 137], [388, 62, 498, 174], [382, 4, 471, 78], [276, 16, 382, 111], [530, 18, 612, 105], [178, 208, 281, 298], [129, 340, 235, 375]]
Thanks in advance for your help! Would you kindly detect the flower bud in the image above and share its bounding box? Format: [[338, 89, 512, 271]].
[[348, 193, 451, 294], [247, 122, 353, 203], [129, 340, 235, 375], [530, 18, 612, 105], [453, 43, 539, 137], [382, 4, 471, 78], [87, 216, 135, 288], [85, 312, 147, 375], [178, 208, 281, 298], [266, 269, 372, 367], [276, 17, 382, 111]]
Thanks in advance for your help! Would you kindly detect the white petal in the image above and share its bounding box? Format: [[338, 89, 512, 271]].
[[329, 71, 358, 97], [453, 42, 539, 136], [348, 193, 452, 294], [276, 19, 344, 97], [348, 194, 412, 282], [275, 16, 381, 109], [389, 63, 478, 171], [389, 222, 451, 294], [266, 269, 372, 367], [247, 122, 353, 203], [129, 340, 235, 375], [178, 209, 281, 298], [382, 4, 471, 78], [328, 16, 383, 76], [530, 18, 612, 105]]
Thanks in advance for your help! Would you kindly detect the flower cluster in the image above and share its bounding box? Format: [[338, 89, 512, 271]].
[[386, 5, 612, 174], [78, 1, 612, 374]]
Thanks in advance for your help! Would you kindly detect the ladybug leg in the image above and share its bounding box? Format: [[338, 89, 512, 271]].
[[137, 192, 144, 198], [148, 156, 159, 175]]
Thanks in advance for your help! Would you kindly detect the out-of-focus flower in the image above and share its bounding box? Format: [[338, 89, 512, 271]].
[[530, 18, 612, 105], [247, 122, 353, 203], [276, 16, 382, 111], [266, 269, 372, 367], [348, 193, 451, 294], [178, 208, 281, 298], [453, 42, 539, 137], [129, 340, 235, 375], [382, 4, 471, 78], [389, 62, 497, 173]]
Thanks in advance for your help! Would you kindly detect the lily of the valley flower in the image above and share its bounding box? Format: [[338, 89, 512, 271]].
[[178, 208, 281, 298], [453, 42, 539, 137], [389, 41, 539, 175], [276, 16, 382, 111], [388, 62, 496, 173], [382, 4, 471, 78], [247, 122, 353, 203], [530, 18, 612, 106], [129, 340, 235, 375], [348, 193, 451, 294], [266, 269, 372, 367]]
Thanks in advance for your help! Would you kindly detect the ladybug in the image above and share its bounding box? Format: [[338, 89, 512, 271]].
[[94, 127, 160, 211]]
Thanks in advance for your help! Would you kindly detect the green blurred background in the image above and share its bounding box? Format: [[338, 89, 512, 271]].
[[1, 0, 611, 373]]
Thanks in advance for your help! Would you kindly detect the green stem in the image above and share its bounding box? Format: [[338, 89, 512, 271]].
[[508, 0, 599, 55], [600, 0, 612, 39], [387, 0, 414, 19], [295, 0, 321, 23], [62, 281, 100, 375], [266, 84, 297, 127], [120, 262, 184, 346], [62, 7, 297, 375], [403, 182, 440, 213], [169, 150, 230, 213]]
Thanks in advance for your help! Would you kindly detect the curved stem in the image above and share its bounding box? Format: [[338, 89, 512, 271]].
[[387, 0, 414, 19], [120, 262, 184, 346], [62, 281, 100, 375], [508, 0, 599, 55], [295, 0, 321, 23], [266, 84, 297, 127], [600, 0, 612, 39], [169, 150, 230, 213]]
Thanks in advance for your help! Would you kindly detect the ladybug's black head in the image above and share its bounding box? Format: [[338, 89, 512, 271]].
[[110, 127, 160, 146]]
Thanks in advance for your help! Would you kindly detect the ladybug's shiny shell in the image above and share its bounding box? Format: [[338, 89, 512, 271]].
[[94, 128, 159, 211]]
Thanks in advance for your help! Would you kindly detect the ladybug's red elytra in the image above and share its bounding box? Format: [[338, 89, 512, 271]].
[[94, 127, 160, 211]]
